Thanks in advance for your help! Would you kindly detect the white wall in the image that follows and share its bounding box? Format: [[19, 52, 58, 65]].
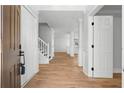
[[55, 31, 69, 52], [66, 33, 71, 54], [113, 16, 122, 73], [21, 6, 39, 87]]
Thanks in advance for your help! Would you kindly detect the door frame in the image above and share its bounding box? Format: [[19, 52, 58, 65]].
[[0, 5, 1, 88], [87, 6, 104, 16], [87, 5, 104, 77]]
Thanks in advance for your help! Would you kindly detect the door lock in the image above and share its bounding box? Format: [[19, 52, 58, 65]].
[[19, 50, 25, 75]]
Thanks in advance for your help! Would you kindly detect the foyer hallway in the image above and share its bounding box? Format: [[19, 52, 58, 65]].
[[25, 52, 121, 88]]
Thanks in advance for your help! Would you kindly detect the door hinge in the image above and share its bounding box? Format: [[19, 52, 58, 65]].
[[91, 22, 94, 26], [91, 45, 94, 48], [91, 67, 94, 71], [123, 68, 124, 72]]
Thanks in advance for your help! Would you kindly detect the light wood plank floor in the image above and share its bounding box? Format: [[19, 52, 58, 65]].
[[25, 52, 121, 88]]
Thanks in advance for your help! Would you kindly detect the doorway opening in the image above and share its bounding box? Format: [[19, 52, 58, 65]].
[[38, 11, 83, 66]]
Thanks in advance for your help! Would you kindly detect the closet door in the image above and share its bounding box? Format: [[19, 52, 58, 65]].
[[93, 16, 113, 78]]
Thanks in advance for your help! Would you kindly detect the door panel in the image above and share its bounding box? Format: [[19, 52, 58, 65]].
[[10, 6, 15, 50], [93, 16, 113, 78], [1, 5, 21, 88]]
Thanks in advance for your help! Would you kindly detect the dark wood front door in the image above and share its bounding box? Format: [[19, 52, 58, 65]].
[[1, 5, 21, 88]]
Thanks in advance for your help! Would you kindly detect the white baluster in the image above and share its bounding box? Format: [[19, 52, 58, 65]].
[[38, 37, 49, 58]]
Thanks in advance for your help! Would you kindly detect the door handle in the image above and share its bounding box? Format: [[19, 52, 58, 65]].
[[19, 50, 25, 75], [19, 51, 25, 65]]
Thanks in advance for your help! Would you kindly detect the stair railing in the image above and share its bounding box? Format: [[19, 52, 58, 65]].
[[38, 37, 49, 58]]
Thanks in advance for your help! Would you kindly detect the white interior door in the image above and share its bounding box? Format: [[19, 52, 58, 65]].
[[93, 16, 113, 78], [0, 5, 1, 87]]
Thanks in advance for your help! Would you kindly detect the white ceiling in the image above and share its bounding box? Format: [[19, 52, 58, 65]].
[[39, 11, 83, 33], [30, 5, 122, 34], [30, 5, 85, 34]]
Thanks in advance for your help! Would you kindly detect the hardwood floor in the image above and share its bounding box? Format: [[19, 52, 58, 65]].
[[25, 52, 121, 88]]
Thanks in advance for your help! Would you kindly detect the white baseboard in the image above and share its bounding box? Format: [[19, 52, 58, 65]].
[[21, 71, 39, 88], [49, 55, 53, 61], [83, 68, 90, 77]]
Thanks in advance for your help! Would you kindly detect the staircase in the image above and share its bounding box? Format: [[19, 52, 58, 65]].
[[38, 37, 49, 64]]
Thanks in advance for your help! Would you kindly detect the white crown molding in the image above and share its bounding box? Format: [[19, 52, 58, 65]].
[[29, 5, 86, 11], [23, 5, 38, 19]]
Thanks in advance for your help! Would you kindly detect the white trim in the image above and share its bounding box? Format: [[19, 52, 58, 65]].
[[87, 5, 104, 16], [21, 71, 38, 88], [87, 16, 94, 77], [83, 6, 104, 78], [0, 5, 1, 88], [22, 5, 38, 19], [70, 32, 75, 57], [78, 18, 83, 66], [83, 68, 88, 77]]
